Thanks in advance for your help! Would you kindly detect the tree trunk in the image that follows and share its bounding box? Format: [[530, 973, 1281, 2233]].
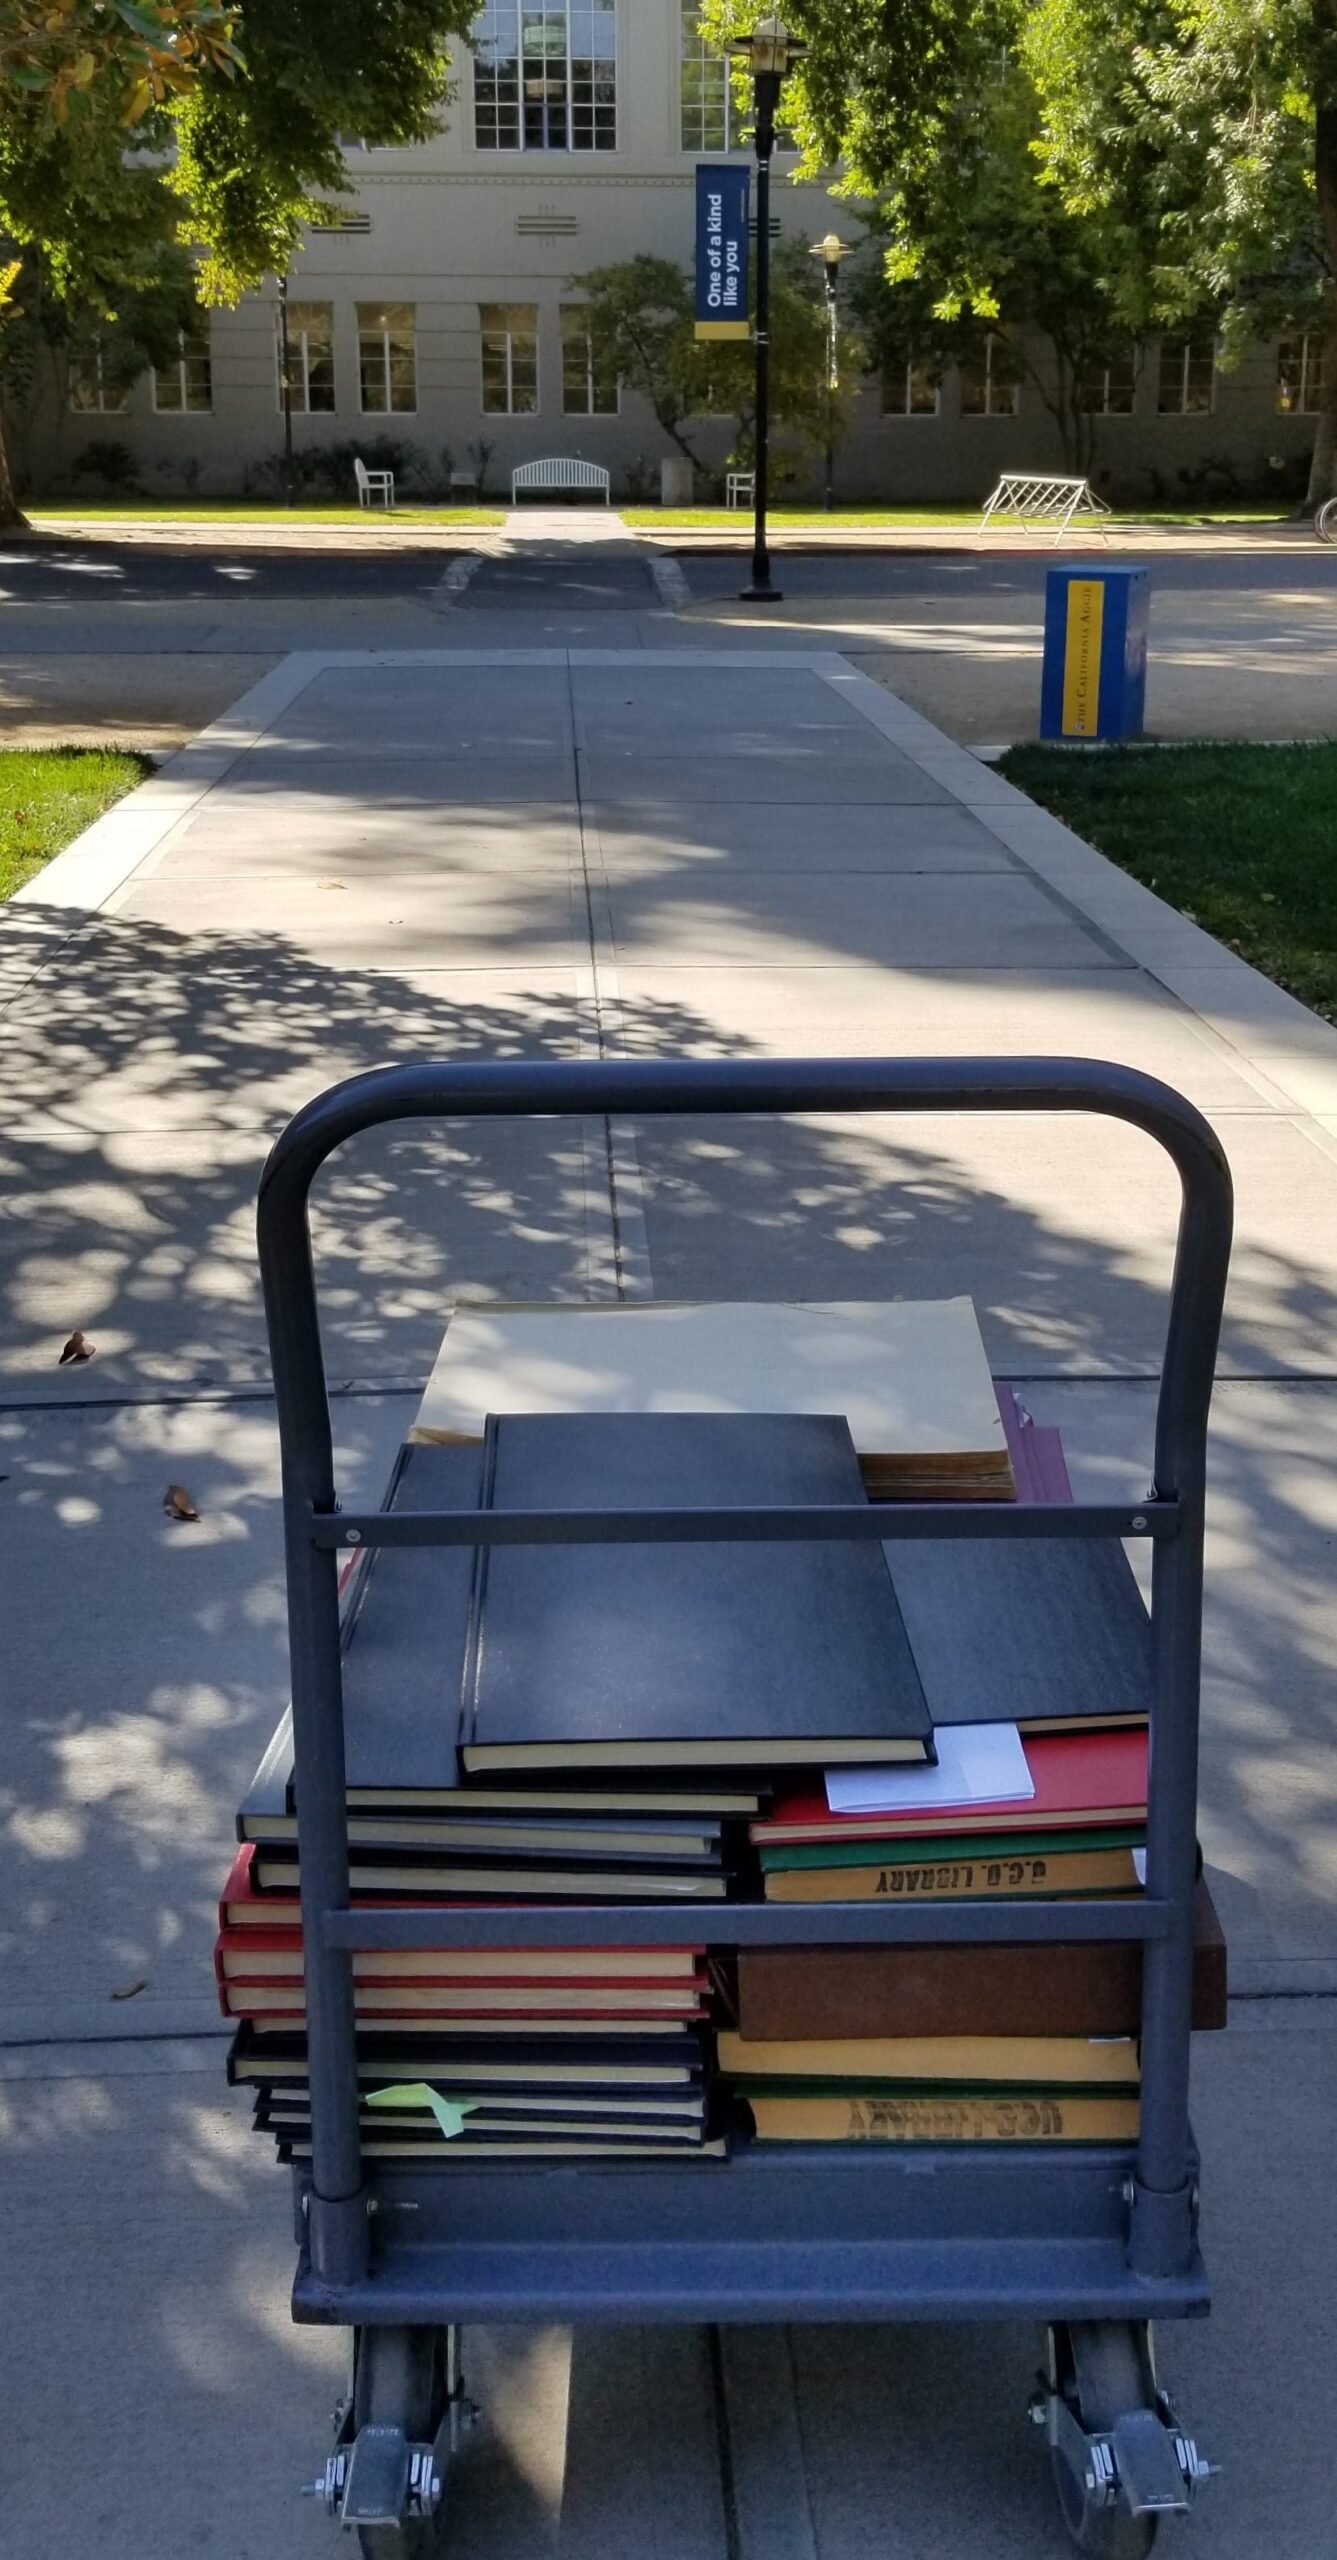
[[1306, 101, 1337, 507], [0, 407, 31, 531]]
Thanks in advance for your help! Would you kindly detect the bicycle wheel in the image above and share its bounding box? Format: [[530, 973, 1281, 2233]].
[[1315, 496, 1337, 542]]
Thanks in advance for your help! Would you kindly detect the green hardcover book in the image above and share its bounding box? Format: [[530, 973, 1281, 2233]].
[[758, 1824, 1147, 1873]]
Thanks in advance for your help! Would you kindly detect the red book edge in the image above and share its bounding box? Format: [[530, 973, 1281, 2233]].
[[223, 1996, 709, 2023], [751, 1727, 1149, 1845]]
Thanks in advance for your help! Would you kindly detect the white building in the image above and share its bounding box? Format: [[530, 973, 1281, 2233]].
[[48, 2, 1325, 506]]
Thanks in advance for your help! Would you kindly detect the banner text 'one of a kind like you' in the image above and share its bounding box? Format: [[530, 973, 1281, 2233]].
[[695, 163, 750, 341]]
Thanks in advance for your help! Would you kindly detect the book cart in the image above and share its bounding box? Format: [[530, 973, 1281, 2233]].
[[256, 1054, 1233, 2560]]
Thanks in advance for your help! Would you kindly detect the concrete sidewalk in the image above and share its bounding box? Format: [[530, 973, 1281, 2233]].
[[6, 619, 1337, 2553]]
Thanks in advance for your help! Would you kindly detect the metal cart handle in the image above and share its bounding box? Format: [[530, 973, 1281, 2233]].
[[256, 1056, 1233, 2291], [258, 1055, 1231, 1505]]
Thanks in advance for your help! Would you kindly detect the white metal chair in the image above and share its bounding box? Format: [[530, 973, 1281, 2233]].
[[726, 471, 755, 509], [354, 456, 395, 510]]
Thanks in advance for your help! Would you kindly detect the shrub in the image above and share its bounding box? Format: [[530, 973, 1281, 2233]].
[[71, 439, 141, 492]]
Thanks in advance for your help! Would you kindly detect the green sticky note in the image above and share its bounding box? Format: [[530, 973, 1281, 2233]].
[[366, 2082, 478, 2140]]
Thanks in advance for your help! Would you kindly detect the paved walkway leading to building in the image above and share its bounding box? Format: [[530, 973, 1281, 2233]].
[[6, 603, 1337, 2554]]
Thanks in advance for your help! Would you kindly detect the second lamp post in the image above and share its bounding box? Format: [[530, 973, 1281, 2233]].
[[728, 14, 806, 603], [809, 230, 852, 513]]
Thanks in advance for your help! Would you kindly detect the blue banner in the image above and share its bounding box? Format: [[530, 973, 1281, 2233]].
[[694, 163, 750, 340]]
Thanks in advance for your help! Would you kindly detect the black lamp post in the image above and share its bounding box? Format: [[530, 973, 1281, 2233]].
[[808, 230, 851, 513], [728, 14, 806, 603], [277, 270, 295, 509]]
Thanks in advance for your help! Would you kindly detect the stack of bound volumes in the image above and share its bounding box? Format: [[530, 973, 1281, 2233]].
[[217, 1298, 1226, 2170], [221, 1400, 936, 2164]]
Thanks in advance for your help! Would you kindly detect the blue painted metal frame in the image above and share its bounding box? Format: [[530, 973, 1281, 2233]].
[[255, 1056, 1232, 2322]]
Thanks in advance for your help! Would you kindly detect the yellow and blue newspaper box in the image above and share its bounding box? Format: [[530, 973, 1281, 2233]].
[[1040, 564, 1149, 741]]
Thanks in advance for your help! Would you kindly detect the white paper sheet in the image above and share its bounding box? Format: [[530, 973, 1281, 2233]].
[[824, 1721, 1034, 1817]]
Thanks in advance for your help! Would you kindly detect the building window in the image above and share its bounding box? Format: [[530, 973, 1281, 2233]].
[[1277, 330, 1324, 415], [960, 335, 1020, 417], [680, 0, 735, 151], [358, 301, 417, 412], [1158, 330, 1216, 414], [152, 326, 213, 414], [1078, 347, 1137, 416], [480, 302, 539, 412], [68, 345, 131, 414], [277, 301, 335, 413], [560, 307, 617, 414], [474, 0, 616, 152], [880, 355, 940, 417]]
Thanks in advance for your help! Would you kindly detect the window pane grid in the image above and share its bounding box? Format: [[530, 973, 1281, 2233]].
[[681, 1, 733, 151], [1158, 331, 1215, 414], [357, 301, 417, 413], [1078, 347, 1136, 416], [153, 328, 213, 414], [69, 346, 131, 414], [960, 335, 1020, 417], [880, 355, 939, 417], [1277, 331, 1324, 415], [481, 302, 539, 412], [476, 0, 615, 151], [561, 307, 617, 413], [278, 302, 336, 414]]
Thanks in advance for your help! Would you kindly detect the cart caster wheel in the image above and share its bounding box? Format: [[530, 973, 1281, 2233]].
[[352, 2325, 459, 2557], [1048, 2324, 1160, 2560], [1051, 2472, 1158, 2560]]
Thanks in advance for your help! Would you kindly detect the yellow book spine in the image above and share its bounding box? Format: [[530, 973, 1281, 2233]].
[[749, 2093, 1142, 2142], [717, 2033, 1139, 2085], [766, 1850, 1142, 1903]]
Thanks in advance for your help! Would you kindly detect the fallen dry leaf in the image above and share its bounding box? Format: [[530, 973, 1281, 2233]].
[[58, 1330, 94, 1365], [162, 1483, 200, 1522], [317, 877, 346, 889], [110, 1978, 147, 2001]]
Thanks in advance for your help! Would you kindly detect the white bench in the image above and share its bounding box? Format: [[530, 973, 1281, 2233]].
[[726, 470, 755, 509], [354, 456, 395, 510], [510, 458, 611, 505], [978, 473, 1110, 545]]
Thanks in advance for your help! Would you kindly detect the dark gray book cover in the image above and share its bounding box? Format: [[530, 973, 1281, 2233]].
[[460, 1411, 933, 1774], [340, 1441, 486, 1793], [888, 1535, 1152, 1728]]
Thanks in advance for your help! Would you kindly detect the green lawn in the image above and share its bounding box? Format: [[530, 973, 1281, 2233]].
[[0, 747, 152, 899], [27, 502, 504, 528], [624, 505, 1291, 531], [999, 740, 1337, 1021]]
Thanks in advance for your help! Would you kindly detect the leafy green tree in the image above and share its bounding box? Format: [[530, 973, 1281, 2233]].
[[1023, 0, 1337, 501], [0, 90, 198, 524], [170, 0, 476, 300], [0, 0, 478, 528], [706, 2, 1154, 477], [0, 0, 238, 125], [572, 242, 863, 484], [844, 55, 1140, 474]]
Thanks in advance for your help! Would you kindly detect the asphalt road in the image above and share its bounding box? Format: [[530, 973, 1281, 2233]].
[[1, 530, 1334, 746], [0, 535, 464, 606]]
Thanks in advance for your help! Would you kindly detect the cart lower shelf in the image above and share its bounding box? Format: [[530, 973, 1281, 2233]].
[[291, 2139, 1209, 2328]]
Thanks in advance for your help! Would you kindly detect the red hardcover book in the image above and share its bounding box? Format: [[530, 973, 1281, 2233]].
[[218, 1977, 708, 2020], [750, 1727, 1148, 1848], [214, 1919, 703, 1986]]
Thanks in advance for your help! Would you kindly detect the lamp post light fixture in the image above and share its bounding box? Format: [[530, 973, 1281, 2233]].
[[277, 270, 295, 510], [809, 230, 851, 513], [728, 13, 807, 602]]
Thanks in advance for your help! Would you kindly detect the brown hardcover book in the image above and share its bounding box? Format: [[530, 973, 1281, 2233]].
[[735, 1875, 1227, 2038]]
